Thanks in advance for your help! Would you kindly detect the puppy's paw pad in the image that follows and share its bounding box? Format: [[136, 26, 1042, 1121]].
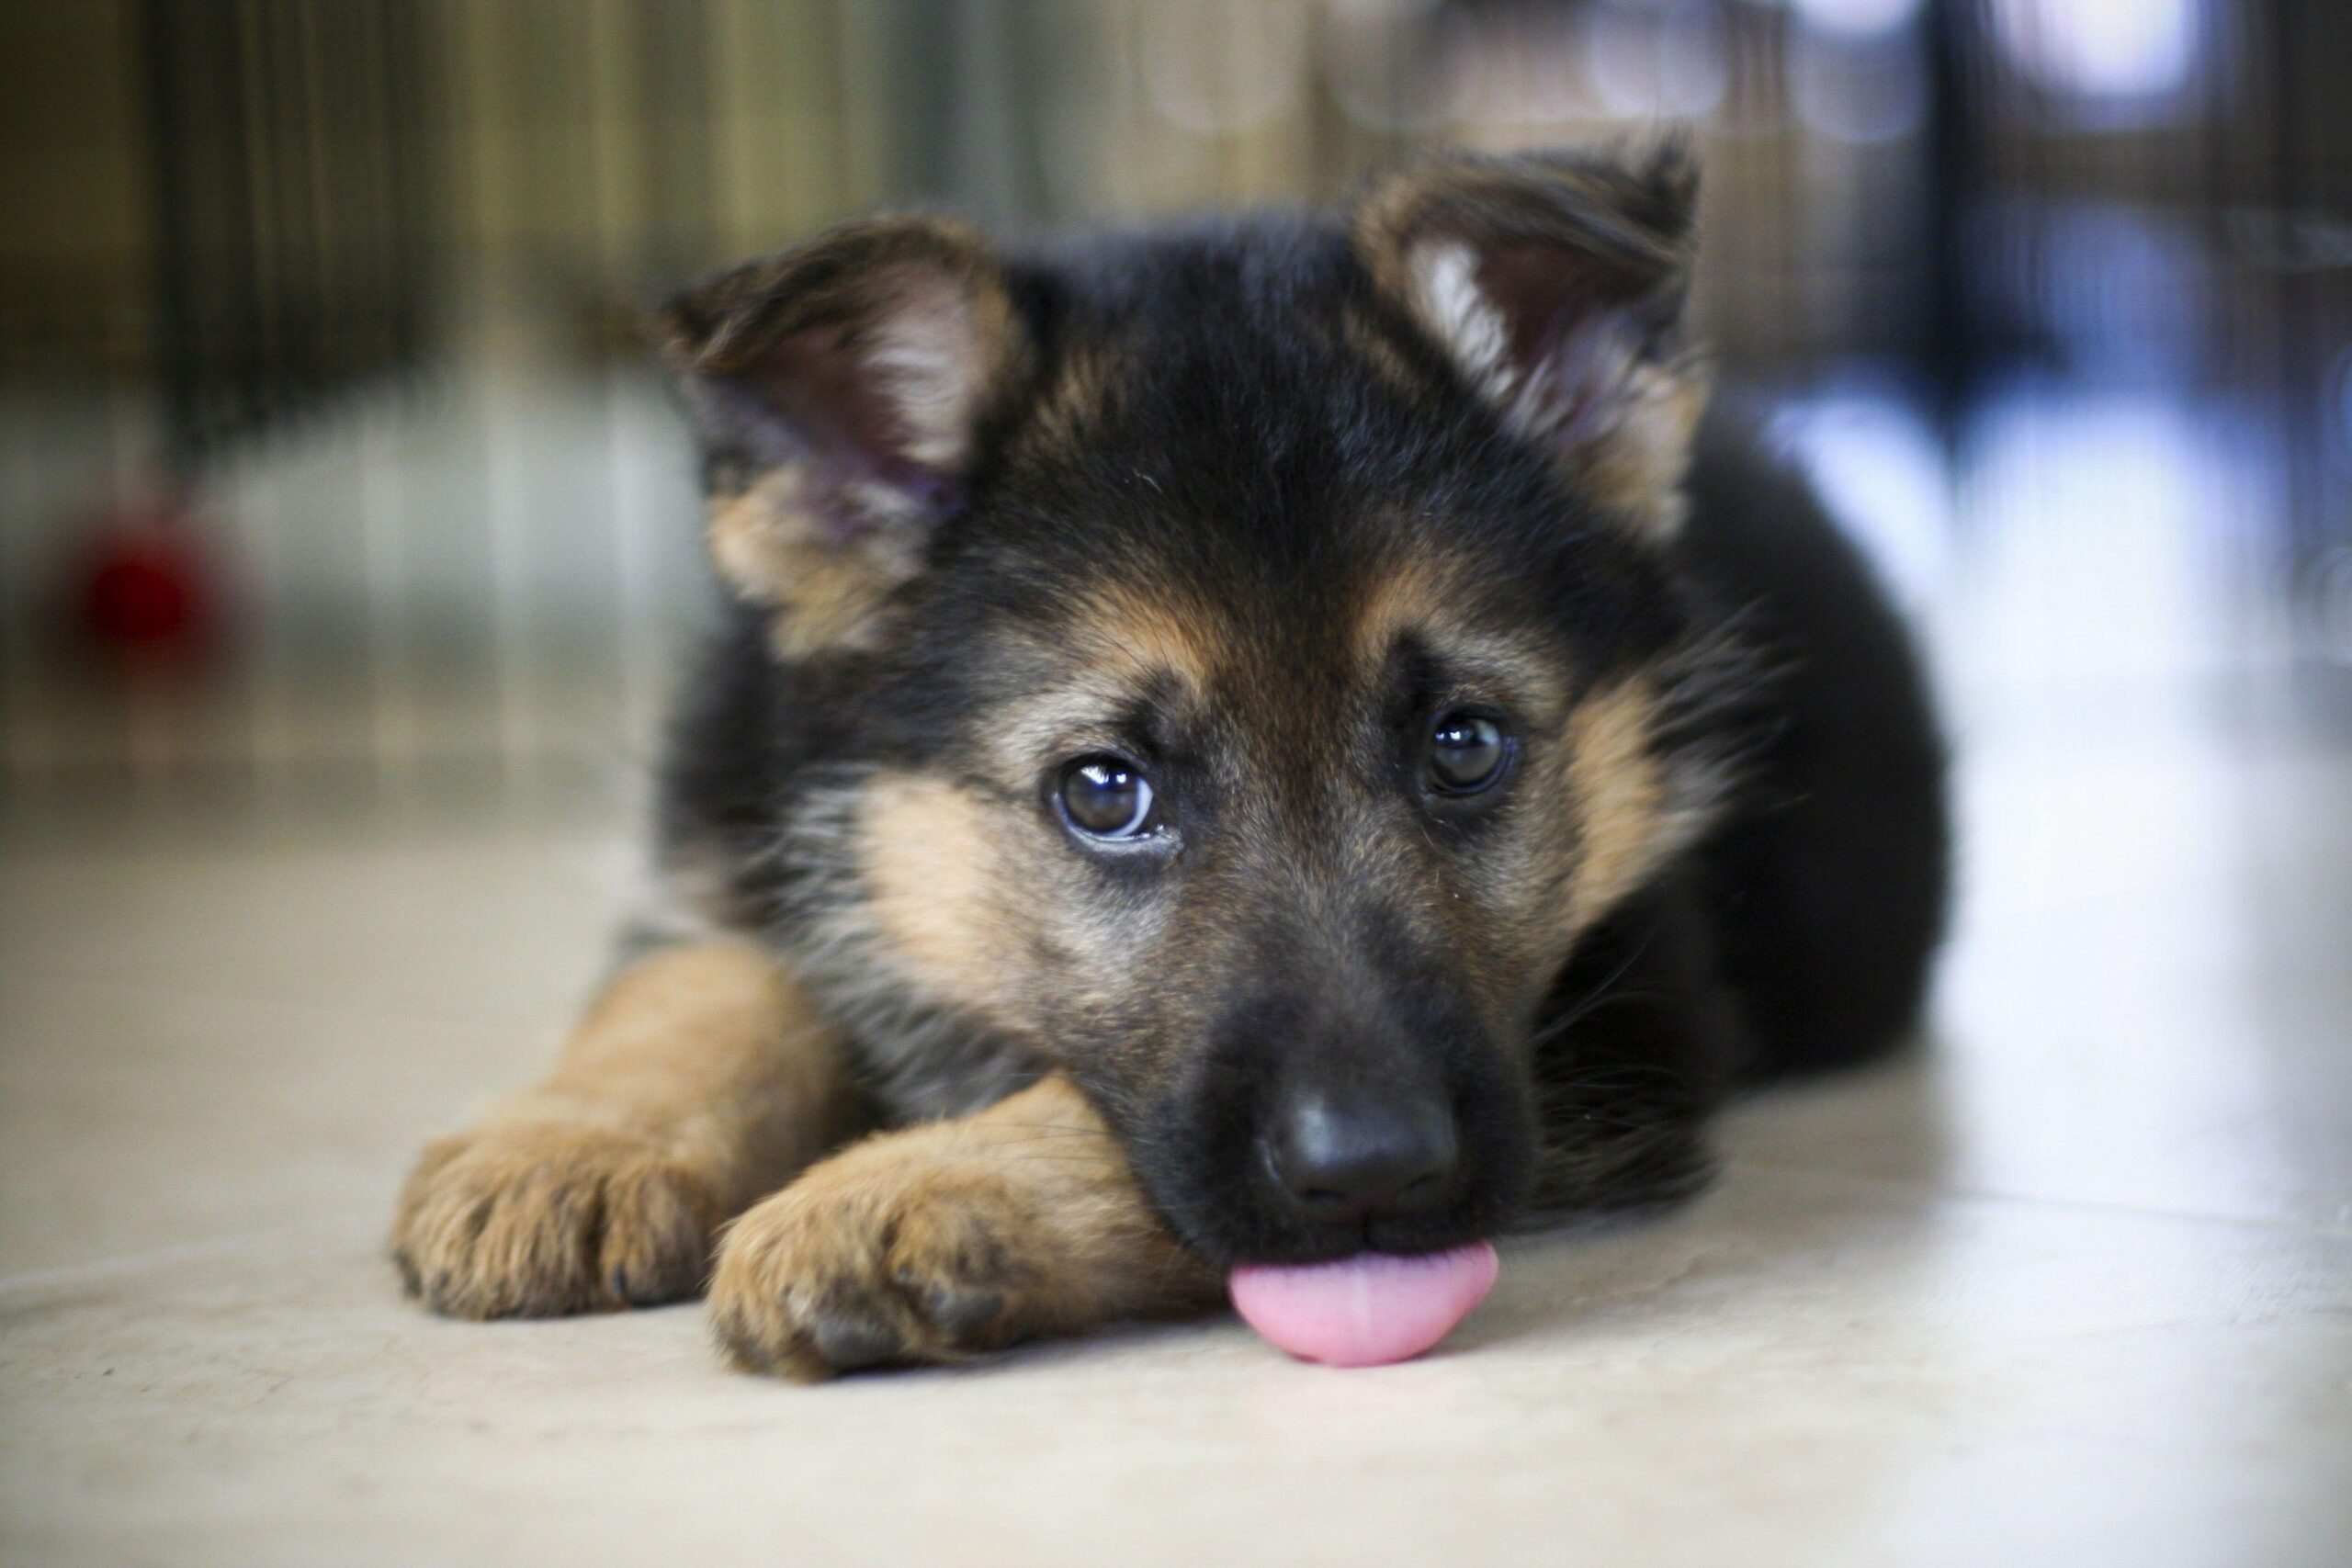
[[391, 1124, 719, 1319]]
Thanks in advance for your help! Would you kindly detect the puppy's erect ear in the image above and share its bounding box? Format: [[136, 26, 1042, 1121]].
[[658, 217, 1028, 657], [1353, 142, 1706, 536]]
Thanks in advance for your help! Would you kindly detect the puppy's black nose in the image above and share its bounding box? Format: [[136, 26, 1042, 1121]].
[[1264, 1089, 1459, 1224]]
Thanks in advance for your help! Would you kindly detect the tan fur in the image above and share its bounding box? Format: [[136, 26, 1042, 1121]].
[[391, 940, 859, 1318], [1348, 558, 1570, 737], [1070, 581, 1224, 693], [1576, 362, 1710, 537], [1348, 551, 1457, 671], [1559, 680, 1671, 934], [854, 773, 1021, 1014], [709, 1075, 1220, 1379], [969, 587, 1221, 784], [707, 472, 920, 660]]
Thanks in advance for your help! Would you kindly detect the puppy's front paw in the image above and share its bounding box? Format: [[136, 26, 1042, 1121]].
[[707, 1144, 1064, 1379], [391, 1123, 720, 1318]]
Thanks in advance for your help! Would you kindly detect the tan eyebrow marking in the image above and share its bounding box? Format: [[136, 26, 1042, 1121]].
[[972, 583, 1224, 781], [1352, 550, 1569, 733]]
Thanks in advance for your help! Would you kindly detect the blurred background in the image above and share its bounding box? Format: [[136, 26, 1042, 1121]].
[[1, 0, 2347, 836]]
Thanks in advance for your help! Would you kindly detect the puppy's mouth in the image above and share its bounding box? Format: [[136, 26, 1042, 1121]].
[[1227, 1241, 1501, 1367]]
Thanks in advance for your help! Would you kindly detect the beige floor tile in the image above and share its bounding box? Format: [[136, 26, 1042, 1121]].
[[2, 1162, 2345, 1568], [0, 829, 621, 1033], [0, 979, 528, 1276]]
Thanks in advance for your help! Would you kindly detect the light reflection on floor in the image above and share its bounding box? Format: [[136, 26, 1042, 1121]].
[[1757, 364, 2352, 1241]]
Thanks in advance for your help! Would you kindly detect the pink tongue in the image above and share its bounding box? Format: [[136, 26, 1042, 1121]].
[[1228, 1242, 1499, 1368]]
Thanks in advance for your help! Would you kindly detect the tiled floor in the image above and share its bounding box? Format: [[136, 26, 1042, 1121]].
[[5, 393, 2351, 1564]]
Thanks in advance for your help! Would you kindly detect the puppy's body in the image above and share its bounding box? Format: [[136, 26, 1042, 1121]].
[[394, 146, 1948, 1375]]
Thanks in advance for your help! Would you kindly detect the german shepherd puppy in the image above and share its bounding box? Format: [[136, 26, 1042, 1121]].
[[392, 142, 1948, 1378]]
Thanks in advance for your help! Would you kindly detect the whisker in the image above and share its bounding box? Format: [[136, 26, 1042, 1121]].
[[1528, 929, 1661, 1050]]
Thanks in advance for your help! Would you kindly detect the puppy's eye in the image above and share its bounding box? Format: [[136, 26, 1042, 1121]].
[[1058, 757, 1159, 840], [1429, 712, 1511, 795]]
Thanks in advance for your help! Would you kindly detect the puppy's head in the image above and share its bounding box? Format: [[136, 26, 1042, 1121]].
[[662, 144, 1729, 1266]]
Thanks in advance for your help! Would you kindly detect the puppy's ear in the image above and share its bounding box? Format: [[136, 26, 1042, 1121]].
[[658, 217, 1028, 657], [1353, 141, 1706, 537]]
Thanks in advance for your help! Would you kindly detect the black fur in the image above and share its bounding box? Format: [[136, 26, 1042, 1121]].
[[1676, 417, 1951, 1079]]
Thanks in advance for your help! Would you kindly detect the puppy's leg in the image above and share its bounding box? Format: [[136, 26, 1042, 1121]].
[[710, 1074, 1220, 1379], [393, 939, 858, 1318]]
